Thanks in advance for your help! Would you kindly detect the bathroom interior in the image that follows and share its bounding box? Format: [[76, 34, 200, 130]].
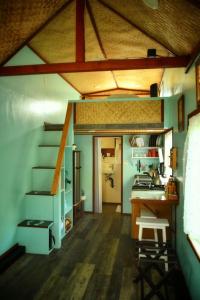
[[100, 137, 122, 213]]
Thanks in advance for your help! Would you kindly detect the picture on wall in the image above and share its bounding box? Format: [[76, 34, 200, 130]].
[[178, 95, 185, 132]]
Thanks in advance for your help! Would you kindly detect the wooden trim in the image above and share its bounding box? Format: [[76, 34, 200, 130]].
[[51, 104, 73, 195], [185, 41, 200, 73], [75, 128, 166, 135], [188, 107, 200, 120], [164, 127, 174, 133], [98, 0, 177, 56], [93, 136, 123, 213], [83, 87, 150, 94], [161, 99, 164, 122], [1, 0, 74, 67], [27, 45, 82, 95], [187, 235, 200, 262], [76, 0, 85, 62], [0, 56, 190, 76], [82, 87, 150, 97]]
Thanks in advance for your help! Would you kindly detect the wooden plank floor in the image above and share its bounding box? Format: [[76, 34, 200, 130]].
[[0, 204, 186, 300]]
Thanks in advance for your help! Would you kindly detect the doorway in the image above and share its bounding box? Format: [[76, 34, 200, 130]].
[[93, 136, 123, 214]]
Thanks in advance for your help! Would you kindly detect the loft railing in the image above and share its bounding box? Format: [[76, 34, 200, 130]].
[[51, 103, 73, 195]]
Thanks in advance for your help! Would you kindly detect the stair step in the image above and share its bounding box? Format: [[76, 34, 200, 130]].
[[18, 220, 53, 228], [26, 191, 53, 196], [44, 122, 64, 131], [32, 166, 55, 169]]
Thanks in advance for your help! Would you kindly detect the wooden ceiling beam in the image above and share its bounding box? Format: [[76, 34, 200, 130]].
[[83, 87, 150, 95], [76, 0, 85, 62], [98, 0, 177, 56], [86, 0, 118, 88], [0, 56, 190, 76]]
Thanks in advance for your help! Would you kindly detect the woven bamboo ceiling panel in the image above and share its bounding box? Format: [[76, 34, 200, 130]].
[[30, 1, 75, 63], [90, 0, 171, 59], [104, 0, 200, 55], [0, 0, 68, 64], [0, 0, 200, 95], [62, 71, 117, 94], [76, 100, 162, 124], [113, 69, 163, 91]]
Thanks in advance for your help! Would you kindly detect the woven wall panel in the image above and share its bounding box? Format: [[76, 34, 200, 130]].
[[76, 101, 162, 124]]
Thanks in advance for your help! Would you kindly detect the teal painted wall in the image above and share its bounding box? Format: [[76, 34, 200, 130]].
[[74, 135, 93, 211], [0, 46, 79, 255], [162, 67, 200, 300]]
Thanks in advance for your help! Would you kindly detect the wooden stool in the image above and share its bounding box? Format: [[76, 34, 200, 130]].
[[136, 217, 169, 271]]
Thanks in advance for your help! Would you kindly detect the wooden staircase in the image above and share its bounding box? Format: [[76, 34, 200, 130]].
[[17, 104, 73, 254]]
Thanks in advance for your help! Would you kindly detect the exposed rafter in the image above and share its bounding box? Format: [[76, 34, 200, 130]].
[[0, 56, 190, 76], [86, 0, 118, 88], [76, 0, 85, 62], [1, 0, 74, 67], [82, 87, 150, 95], [98, 0, 177, 56]]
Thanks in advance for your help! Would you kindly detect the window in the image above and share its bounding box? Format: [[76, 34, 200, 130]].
[[184, 112, 200, 259]]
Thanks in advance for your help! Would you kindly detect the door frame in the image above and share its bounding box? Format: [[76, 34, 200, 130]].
[[93, 135, 123, 213]]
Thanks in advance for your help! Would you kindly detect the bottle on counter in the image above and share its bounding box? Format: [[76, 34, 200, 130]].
[[165, 176, 177, 199]]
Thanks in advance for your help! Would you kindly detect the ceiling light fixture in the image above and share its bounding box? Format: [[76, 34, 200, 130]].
[[143, 0, 159, 9]]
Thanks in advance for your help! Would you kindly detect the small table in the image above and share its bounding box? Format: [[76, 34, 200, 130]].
[[131, 196, 179, 241]]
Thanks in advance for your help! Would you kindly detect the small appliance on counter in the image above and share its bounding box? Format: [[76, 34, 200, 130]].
[[132, 174, 164, 191]]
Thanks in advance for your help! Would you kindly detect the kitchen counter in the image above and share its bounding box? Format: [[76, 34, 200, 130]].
[[130, 191, 179, 239]]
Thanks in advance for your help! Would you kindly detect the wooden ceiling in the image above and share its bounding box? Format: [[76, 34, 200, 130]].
[[0, 0, 200, 97]]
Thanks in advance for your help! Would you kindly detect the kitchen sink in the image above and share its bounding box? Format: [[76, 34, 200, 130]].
[[131, 189, 165, 200]]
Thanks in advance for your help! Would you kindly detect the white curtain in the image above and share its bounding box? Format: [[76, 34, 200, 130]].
[[184, 113, 200, 242]]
